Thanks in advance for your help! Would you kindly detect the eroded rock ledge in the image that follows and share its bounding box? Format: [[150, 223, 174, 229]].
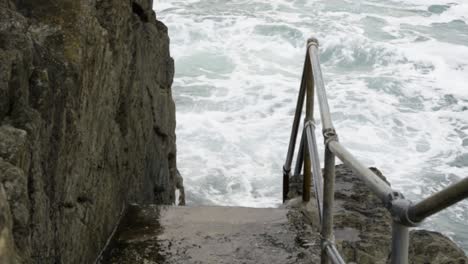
[[0, 0, 177, 263]]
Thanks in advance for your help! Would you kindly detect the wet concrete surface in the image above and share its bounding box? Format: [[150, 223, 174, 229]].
[[96, 165, 468, 264], [98, 205, 320, 264]]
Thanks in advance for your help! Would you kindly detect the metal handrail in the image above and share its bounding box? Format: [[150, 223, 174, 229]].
[[283, 37, 468, 264]]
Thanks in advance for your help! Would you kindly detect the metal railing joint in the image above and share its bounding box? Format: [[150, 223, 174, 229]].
[[304, 120, 317, 130], [307, 37, 319, 48], [323, 128, 338, 146], [321, 238, 335, 250], [387, 191, 420, 227]]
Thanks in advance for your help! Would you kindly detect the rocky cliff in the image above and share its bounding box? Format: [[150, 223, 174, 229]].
[[0, 0, 177, 263]]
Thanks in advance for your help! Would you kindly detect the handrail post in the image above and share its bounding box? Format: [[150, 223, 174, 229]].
[[303, 139, 312, 202], [283, 168, 290, 203], [302, 43, 315, 203], [305, 122, 325, 220], [390, 221, 409, 264], [294, 132, 305, 177], [321, 139, 337, 264]]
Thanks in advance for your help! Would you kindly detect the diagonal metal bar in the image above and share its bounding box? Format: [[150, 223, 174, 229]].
[[409, 177, 468, 223], [325, 244, 347, 264], [303, 48, 314, 203], [328, 141, 393, 203], [294, 129, 305, 177], [283, 51, 309, 202], [307, 38, 334, 131], [283, 52, 308, 172], [305, 121, 324, 222]]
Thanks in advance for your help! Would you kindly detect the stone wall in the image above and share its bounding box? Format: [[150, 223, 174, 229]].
[[0, 0, 177, 263]]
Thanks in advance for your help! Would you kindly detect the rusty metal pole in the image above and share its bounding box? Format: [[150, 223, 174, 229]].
[[302, 45, 314, 202]]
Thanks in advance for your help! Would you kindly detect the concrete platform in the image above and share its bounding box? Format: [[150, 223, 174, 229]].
[[98, 205, 320, 264]]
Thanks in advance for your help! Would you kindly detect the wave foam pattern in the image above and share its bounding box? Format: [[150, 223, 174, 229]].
[[154, 0, 468, 251]]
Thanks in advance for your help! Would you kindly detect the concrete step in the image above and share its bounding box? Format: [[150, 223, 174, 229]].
[[98, 205, 320, 264]]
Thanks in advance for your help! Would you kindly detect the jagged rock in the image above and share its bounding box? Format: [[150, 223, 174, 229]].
[[0, 158, 30, 261], [409, 230, 467, 264], [0, 0, 177, 263], [334, 165, 466, 263], [332, 165, 394, 263], [0, 125, 27, 165], [0, 185, 21, 264]]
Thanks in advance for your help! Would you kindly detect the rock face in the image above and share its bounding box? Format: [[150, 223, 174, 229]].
[[0, 184, 21, 264], [0, 0, 177, 263], [332, 165, 467, 263], [289, 165, 467, 263]]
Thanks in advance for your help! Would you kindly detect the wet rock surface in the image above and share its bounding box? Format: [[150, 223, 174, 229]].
[[99, 205, 321, 264], [291, 164, 467, 264], [0, 185, 21, 264], [409, 230, 467, 264], [0, 0, 177, 263]]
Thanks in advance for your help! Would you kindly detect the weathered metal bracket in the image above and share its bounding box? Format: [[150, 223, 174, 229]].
[[386, 191, 420, 227], [307, 37, 319, 48], [304, 120, 316, 130], [323, 128, 338, 147]]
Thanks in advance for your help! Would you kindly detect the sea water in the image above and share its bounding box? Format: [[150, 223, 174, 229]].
[[154, 0, 468, 251]]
